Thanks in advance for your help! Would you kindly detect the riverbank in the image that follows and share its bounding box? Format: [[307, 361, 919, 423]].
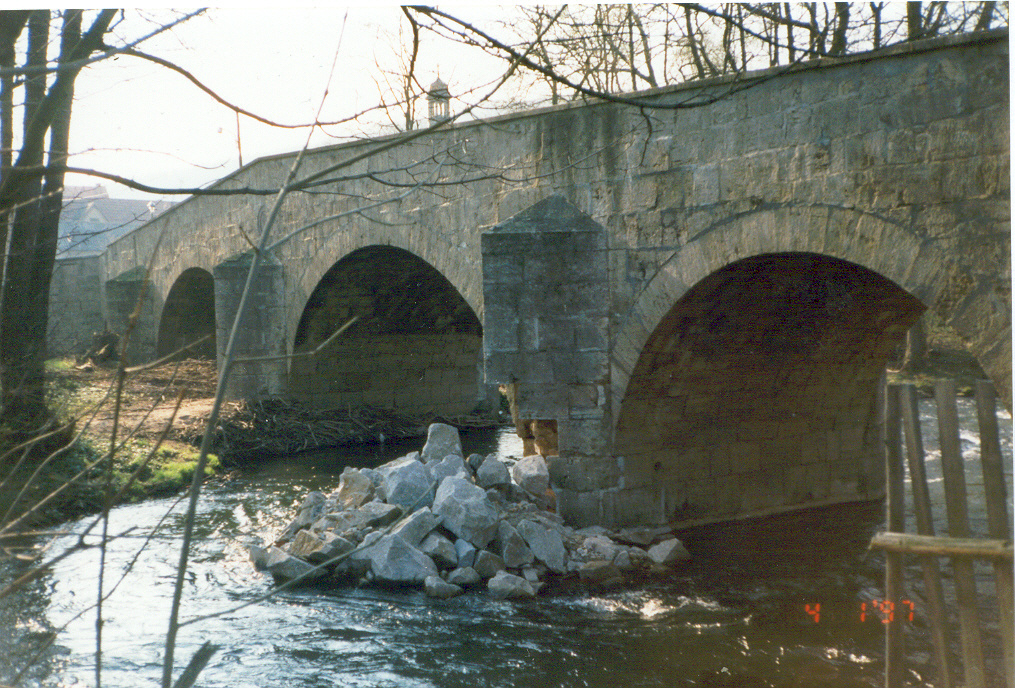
[[0, 358, 222, 531]]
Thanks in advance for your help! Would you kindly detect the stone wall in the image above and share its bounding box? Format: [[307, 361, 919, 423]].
[[48, 255, 104, 356], [290, 333, 482, 416]]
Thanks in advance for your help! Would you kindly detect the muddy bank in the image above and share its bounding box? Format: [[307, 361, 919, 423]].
[[200, 397, 502, 464]]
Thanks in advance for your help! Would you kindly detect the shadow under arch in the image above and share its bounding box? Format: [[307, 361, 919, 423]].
[[289, 245, 485, 417], [611, 205, 1010, 419], [614, 252, 926, 524], [156, 267, 216, 360]]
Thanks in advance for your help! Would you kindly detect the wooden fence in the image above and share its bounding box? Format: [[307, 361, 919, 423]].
[[871, 380, 1013, 688]]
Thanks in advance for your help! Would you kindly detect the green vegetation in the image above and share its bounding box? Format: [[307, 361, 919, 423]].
[[0, 359, 219, 530]]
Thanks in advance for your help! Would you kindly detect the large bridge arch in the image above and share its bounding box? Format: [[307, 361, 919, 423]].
[[614, 252, 925, 524], [611, 205, 1010, 420], [598, 206, 1010, 527], [288, 245, 486, 417]]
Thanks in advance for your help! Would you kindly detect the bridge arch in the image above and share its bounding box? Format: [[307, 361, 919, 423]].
[[606, 205, 1007, 525], [611, 205, 1007, 419], [614, 252, 924, 522], [155, 267, 216, 360], [288, 245, 485, 417]]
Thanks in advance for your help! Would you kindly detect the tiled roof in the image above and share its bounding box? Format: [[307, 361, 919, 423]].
[[57, 186, 175, 256]]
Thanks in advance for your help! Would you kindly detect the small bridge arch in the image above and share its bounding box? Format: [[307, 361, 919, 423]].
[[156, 267, 217, 360], [288, 245, 486, 417]]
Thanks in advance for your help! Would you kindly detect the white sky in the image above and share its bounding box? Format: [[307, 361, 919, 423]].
[[63, 6, 519, 199]]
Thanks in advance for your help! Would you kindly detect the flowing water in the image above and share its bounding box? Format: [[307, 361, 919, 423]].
[[1, 399, 1010, 688]]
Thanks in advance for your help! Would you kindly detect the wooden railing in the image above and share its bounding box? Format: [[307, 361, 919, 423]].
[[871, 380, 1013, 688]]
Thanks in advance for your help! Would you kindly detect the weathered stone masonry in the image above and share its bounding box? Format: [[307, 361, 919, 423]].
[[60, 29, 1008, 529]]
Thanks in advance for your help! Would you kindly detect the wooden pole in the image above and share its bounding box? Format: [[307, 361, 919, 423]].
[[869, 532, 1013, 561], [936, 380, 987, 688], [884, 384, 905, 688], [900, 384, 953, 688], [974, 380, 1014, 688]]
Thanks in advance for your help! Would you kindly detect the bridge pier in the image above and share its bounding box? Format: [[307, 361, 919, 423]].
[[213, 252, 287, 400], [482, 196, 624, 523], [102, 266, 157, 365]]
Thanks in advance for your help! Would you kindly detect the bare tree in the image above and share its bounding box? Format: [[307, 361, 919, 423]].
[[0, 10, 118, 435], [372, 12, 424, 132], [496, 3, 1006, 106]]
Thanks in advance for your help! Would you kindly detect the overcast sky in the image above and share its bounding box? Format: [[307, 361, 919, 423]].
[[65, 7, 517, 199]]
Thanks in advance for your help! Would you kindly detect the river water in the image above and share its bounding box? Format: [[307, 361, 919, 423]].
[[1, 398, 1010, 688]]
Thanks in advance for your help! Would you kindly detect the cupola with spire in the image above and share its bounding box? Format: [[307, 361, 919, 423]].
[[427, 77, 450, 126]]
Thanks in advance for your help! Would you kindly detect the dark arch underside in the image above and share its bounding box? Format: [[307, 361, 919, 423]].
[[290, 245, 484, 417], [615, 252, 926, 524], [156, 268, 216, 360]]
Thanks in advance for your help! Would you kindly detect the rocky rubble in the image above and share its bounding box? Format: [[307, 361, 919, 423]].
[[249, 423, 691, 600]]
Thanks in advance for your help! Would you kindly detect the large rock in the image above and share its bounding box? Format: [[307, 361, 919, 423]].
[[314, 501, 402, 536], [517, 519, 567, 573], [488, 570, 535, 600], [289, 529, 355, 564], [511, 455, 549, 495], [454, 538, 477, 569], [424, 575, 463, 599], [466, 453, 486, 472], [278, 491, 328, 541], [376, 453, 419, 477], [578, 560, 624, 587], [476, 456, 510, 488], [383, 459, 436, 512], [263, 546, 325, 583], [390, 507, 440, 547], [364, 534, 439, 584], [432, 477, 500, 548], [312, 533, 356, 565], [473, 550, 506, 579], [425, 454, 470, 484], [614, 526, 671, 547], [498, 521, 534, 568], [647, 538, 691, 565], [248, 544, 269, 570], [331, 468, 373, 510], [420, 532, 458, 569], [447, 566, 481, 587], [421, 423, 462, 463], [580, 534, 622, 562]]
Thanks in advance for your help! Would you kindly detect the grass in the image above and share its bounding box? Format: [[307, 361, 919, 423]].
[[0, 360, 220, 530]]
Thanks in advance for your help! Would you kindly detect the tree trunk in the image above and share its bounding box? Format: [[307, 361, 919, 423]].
[[828, 3, 850, 55], [0, 9, 115, 430], [0, 12, 28, 331], [0, 10, 49, 428], [907, 2, 924, 41]]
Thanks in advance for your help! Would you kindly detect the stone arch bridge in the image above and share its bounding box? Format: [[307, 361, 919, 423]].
[[86, 30, 1008, 528]]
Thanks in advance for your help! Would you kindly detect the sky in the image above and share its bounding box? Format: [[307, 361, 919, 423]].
[[63, 7, 520, 200]]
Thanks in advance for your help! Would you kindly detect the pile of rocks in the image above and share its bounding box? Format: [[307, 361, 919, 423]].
[[249, 423, 690, 600]]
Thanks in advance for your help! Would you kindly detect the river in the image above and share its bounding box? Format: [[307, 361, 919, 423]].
[[1, 398, 1010, 688]]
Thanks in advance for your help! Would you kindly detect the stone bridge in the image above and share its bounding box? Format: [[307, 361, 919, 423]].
[[85, 30, 1008, 528]]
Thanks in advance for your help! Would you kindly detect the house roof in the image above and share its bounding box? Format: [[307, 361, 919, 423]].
[[58, 186, 175, 256]]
